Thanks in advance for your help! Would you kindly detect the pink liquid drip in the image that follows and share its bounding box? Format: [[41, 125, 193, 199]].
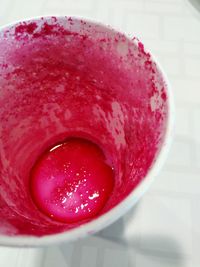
[[30, 138, 114, 223]]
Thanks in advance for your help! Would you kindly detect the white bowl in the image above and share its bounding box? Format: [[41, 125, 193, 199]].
[[0, 16, 174, 247]]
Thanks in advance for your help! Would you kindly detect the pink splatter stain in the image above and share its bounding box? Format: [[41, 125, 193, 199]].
[[0, 17, 168, 236]]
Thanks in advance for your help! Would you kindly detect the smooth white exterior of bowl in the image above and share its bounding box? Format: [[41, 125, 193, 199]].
[[0, 16, 174, 247]]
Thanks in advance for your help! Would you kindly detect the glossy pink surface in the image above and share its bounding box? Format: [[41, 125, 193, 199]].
[[0, 17, 168, 236], [30, 138, 114, 223]]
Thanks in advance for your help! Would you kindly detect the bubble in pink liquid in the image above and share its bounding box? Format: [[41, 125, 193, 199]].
[[30, 138, 114, 223]]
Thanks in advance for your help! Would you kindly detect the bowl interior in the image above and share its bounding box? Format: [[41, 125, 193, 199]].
[[0, 16, 168, 242]]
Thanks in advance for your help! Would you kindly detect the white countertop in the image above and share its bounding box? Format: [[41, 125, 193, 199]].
[[0, 0, 200, 266]]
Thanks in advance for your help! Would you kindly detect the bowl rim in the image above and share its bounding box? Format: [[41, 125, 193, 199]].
[[0, 15, 175, 247]]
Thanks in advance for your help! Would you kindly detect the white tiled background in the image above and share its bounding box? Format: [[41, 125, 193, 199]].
[[0, 0, 200, 266]]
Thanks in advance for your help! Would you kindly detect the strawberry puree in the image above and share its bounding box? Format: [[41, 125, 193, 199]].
[[0, 17, 168, 236]]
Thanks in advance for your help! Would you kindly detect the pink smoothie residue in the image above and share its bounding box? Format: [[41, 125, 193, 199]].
[[0, 17, 168, 236], [30, 138, 114, 223]]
